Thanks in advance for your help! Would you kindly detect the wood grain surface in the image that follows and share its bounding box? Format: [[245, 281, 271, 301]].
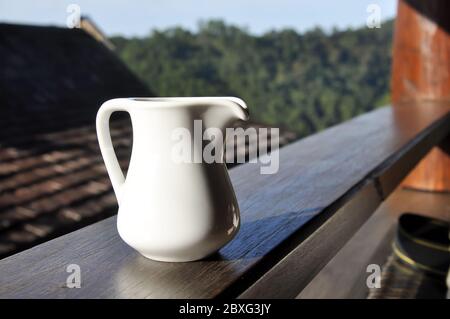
[[0, 102, 449, 298]]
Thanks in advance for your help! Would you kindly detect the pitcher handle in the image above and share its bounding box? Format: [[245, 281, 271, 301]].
[[96, 98, 131, 203]]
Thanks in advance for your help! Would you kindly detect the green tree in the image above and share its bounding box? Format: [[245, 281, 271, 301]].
[[111, 19, 393, 137]]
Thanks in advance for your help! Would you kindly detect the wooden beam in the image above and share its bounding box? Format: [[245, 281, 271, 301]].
[[391, 0, 450, 191], [0, 103, 449, 298], [297, 187, 450, 299]]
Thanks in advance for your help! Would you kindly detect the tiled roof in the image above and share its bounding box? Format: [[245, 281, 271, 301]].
[[0, 23, 151, 257], [0, 23, 152, 137], [0, 119, 132, 257], [0, 23, 297, 258]]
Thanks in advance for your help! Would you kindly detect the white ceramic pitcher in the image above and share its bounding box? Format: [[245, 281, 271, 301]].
[[96, 97, 248, 262]]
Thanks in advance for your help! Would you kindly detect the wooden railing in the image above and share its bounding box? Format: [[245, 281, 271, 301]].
[[0, 101, 449, 298]]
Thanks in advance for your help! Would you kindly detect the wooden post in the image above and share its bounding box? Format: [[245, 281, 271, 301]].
[[391, 0, 450, 192]]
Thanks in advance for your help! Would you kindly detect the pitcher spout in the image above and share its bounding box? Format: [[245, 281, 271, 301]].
[[203, 97, 249, 132], [223, 97, 249, 122]]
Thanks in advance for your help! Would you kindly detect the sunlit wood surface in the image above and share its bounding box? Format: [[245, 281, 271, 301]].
[[0, 102, 449, 298]]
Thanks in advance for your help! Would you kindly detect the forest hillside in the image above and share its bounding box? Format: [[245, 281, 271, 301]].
[[111, 19, 393, 136]]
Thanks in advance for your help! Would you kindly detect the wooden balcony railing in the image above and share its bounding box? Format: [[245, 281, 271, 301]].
[[0, 101, 449, 298]]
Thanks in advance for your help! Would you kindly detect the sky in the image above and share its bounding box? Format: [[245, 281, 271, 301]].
[[0, 0, 397, 37]]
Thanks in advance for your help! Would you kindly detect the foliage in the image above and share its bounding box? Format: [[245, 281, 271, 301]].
[[111, 20, 393, 136]]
